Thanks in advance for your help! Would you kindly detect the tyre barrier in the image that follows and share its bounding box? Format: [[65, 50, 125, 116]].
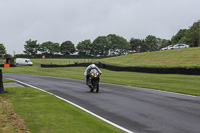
[[41, 63, 200, 75]]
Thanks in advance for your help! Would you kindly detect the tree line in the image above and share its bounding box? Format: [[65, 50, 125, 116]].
[[130, 20, 200, 52], [1, 20, 199, 58], [21, 34, 173, 57], [21, 34, 131, 57], [23, 40, 76, 57], [171, 20, 200, 47]]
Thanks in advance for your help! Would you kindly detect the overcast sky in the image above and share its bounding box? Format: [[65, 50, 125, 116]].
[[1, 0, 200, 55]]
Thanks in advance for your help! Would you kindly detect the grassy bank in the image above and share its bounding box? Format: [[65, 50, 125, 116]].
[[0, 86, 124, 133], [98, 47, 200, 68]]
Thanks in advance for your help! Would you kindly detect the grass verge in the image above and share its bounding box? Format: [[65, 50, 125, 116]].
[[101, 69, 200, 96], [0, 97, 16, 133], [0, 87, 124, 133], [3, 78, 14, 83]]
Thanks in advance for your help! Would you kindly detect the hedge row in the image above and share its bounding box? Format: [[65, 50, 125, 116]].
[[14, 54, 100, 59], [41, 62, 200, 75], [41, 63, 90, 68]]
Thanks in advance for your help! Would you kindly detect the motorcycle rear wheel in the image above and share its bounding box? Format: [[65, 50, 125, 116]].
[[90, 88, 94, 92], [95, 82, 99, 93]]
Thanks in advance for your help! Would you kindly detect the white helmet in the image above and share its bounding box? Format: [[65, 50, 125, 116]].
[[90, 64, 96, 68]]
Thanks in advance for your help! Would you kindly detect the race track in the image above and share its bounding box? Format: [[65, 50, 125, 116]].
[[3, 73, 200, 133]]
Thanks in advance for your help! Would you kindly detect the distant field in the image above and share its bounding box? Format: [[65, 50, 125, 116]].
[[98, 47, 200, 68]]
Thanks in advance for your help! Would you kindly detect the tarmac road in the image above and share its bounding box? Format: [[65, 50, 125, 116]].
[[3, 73, 200, 133]]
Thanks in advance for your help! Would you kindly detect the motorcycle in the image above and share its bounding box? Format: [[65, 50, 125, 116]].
[[88, 69, 100, 93]]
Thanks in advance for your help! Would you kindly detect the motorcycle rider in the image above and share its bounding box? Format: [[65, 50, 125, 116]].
[[84, 64, 102, 86]]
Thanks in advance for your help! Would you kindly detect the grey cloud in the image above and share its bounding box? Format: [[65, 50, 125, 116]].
[[0, 0, 200, 54]]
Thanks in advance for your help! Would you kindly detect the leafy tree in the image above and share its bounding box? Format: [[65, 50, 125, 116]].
[[184, 20, 200, 47], [107, 34, 130, 56], [39, 41, 60, 55], [129, 38, 146, 52], [171, 20, 200, 47], [171, 29, 187, 44], [23, 39, 39, 57], [160, 39, 171, 48], [76, 40, 92, 56], [60, 41, 75, 55], [130, 38, 141, 51], [89, 34, 130, 56], [92, 36, 110, 56], [145, 35, 159, 51], [139, 40, 147, 52], [0, 43, 6, 55]]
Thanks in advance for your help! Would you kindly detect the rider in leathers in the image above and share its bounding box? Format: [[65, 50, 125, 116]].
[[84, 64, 102, 86]]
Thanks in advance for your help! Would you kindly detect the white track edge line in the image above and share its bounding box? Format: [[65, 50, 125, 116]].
[[5, 78, 134, 133]]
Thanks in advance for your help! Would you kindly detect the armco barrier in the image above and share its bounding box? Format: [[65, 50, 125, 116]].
[[41, 63, 200, 75]]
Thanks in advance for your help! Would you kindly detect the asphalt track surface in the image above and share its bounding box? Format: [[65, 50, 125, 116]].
[[3, 73, 200, 133]]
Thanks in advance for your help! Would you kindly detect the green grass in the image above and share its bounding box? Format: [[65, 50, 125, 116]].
[[3, 78, 13, 83], [1, 87, 124, 133], [2, 65, 86, 80], [97, 47, 200, 68], [101, 69, 200, 96], [0, 98, 16, 133]]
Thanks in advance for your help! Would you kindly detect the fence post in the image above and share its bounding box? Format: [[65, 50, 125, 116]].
[[0, 69, 4, 94]]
